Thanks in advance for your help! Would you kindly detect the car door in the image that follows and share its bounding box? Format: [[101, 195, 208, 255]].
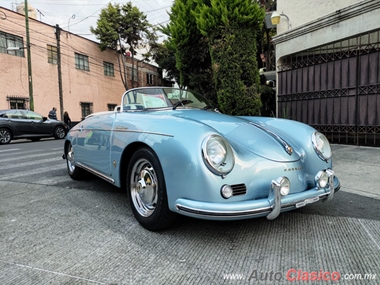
[[75, 112, 115, 176], [24, 111, 51, 135], [5, 110, 31, 137]]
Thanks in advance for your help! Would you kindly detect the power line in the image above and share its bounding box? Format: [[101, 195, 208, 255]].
[[2, 0, 172, 40]]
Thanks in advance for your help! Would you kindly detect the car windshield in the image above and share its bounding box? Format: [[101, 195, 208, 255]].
[[121, 87, 210, 111]]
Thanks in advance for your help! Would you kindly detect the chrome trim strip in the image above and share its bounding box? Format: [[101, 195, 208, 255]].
[[249, 122, 293, 155], [176, 204, 272, 218], [74, 127, 174, 138], [76, 162, 115, 184], [114, 129, 174, 137]]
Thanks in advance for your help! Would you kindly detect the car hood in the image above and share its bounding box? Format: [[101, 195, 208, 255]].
[[170, 109, 301, 162]]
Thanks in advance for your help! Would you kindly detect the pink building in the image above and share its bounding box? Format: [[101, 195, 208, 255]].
[[0, 6, 165, 122]]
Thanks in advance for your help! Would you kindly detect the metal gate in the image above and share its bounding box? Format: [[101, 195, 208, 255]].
[[277, 29, 380, 146]]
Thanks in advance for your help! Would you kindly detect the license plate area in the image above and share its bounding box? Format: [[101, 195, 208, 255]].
[[295, 196, 320, 208]]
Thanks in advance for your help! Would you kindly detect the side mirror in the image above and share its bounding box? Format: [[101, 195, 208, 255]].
[[42, 116, 48, 122]]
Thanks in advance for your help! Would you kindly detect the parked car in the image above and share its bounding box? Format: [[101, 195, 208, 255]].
[[63, 87, 340, 231], [0, 109, 68, 144]]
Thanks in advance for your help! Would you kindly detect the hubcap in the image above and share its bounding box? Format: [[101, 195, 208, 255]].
[[56, 127, 65, 138], [0, 129, 11, 143], [130, 158, 158, 217]]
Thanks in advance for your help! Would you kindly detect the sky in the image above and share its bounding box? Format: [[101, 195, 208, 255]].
[[1, 0, 174, 42]]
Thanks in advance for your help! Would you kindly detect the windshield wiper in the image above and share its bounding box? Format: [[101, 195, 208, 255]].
[[172, 100, 193, 110]]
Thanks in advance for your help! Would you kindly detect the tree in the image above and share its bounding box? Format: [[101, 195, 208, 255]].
[[167, 0, 216, 104], [195, 0, 265, 115], [150, 24, 180, 85], [90, 2, 154, 89]]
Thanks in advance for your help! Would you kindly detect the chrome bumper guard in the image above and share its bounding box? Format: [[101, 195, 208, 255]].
[[325, 169, 335, 201]]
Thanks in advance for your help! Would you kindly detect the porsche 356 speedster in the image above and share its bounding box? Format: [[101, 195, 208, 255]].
[[63, 87, 340, 231]]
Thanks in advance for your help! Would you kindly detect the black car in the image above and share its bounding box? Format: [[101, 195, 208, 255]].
[[0, 109, 69, 144]]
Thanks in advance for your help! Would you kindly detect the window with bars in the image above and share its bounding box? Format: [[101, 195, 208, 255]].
[[80, 102, 93, 119], [47, 44, 57, 64], [75, 53, 89, 71], [0, 31, 24, 57], [103, 62, 114, 76], [8, 98, 27, 109]]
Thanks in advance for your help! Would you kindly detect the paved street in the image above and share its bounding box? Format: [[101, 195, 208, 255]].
[[0, 139, 379, 285]]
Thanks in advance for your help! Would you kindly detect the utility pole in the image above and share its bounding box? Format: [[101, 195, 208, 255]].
[[24, 0, 34, 111], [55, 24, 64, 120]]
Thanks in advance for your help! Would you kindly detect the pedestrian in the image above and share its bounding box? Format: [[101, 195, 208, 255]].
[[63, 111, 71, 127], [48, 107, 57, 120]]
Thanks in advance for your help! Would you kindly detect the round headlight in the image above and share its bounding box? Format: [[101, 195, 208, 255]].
[[312, 132, 332, 161], [202, 135, 234, 175], [315, 170, 329, 188]]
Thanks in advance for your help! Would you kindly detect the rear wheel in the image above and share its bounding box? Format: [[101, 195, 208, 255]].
[[127, 148, 177, 231], [0, 128, 12, 144], [54, 126, 66, 139], [66, 143, 86, 180]]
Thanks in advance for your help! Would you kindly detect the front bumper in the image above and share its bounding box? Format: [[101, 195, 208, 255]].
[[175, 176, 340, 221]]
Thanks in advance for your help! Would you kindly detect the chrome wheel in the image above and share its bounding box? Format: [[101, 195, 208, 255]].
[[0, 128, 11, 144], [66, 142, 85, 180], [67, 145, 76, 174], [130, 158, 158, 217], [127, 148, 178, 231]]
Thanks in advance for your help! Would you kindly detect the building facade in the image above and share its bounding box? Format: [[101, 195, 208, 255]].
[[0, 6, 164, 122], [272, 0, 380, 146]]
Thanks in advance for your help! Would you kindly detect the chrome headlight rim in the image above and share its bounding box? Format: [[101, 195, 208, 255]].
[[312, 132, 332, 161], [202, 134, 235, 175]]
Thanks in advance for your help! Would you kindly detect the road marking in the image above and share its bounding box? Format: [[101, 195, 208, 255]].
[[0, 164, 65, 180], [1, 150, 62, 163], [50, 147, 63, 151], [3, 157, 64, 170], [0, 148, 20, 153]]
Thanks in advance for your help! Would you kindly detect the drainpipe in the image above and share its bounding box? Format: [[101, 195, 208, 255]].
[[55, 24, 64, 120]]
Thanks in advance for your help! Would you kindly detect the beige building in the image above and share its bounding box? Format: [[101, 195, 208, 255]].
[[0, 5, 164, 122]]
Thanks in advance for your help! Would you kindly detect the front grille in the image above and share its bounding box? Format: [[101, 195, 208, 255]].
[[231, 183, 247, 196]]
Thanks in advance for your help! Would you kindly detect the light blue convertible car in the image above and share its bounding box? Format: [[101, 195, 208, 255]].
[[63, 87, 340, 231]]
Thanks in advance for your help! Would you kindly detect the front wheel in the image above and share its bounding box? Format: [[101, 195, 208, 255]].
[[0, 128, 12, 144], [54, 126, 66, 139], [66, 142, 86, 180], [127, 148, 177, 231]]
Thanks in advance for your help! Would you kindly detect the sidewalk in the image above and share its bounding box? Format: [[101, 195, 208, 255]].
[[332, 144, 380, 200]]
